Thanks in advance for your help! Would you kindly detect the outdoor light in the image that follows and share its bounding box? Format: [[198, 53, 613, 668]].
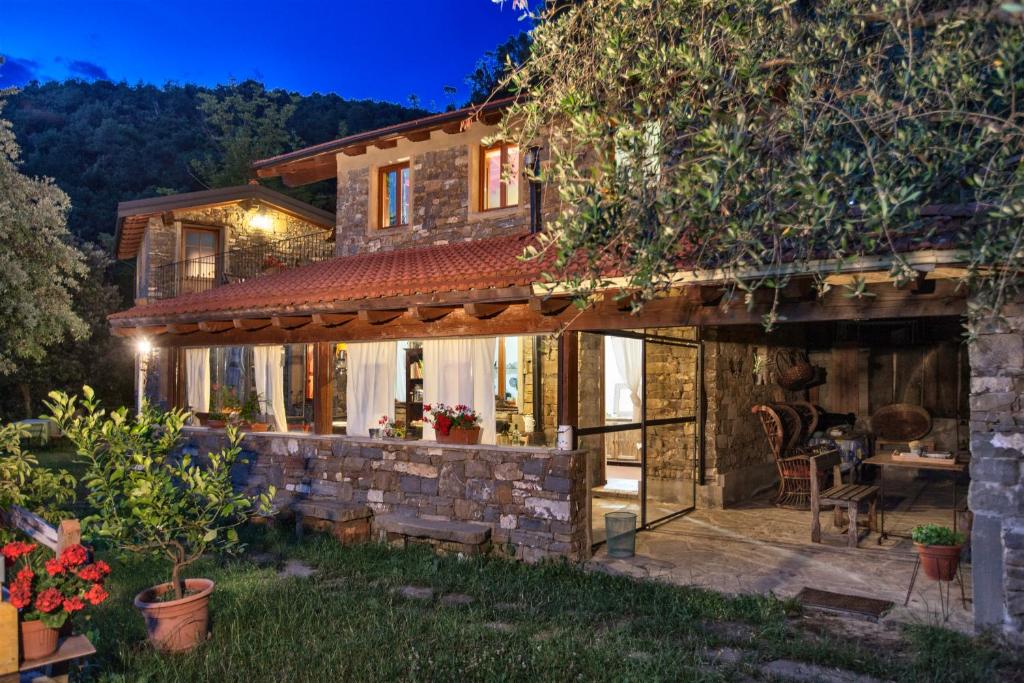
[[249, 205, 273, 230], [136, 338, 152, 355]]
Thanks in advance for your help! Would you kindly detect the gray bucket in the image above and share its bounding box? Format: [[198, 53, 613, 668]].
[[605, 511, 638, 558]]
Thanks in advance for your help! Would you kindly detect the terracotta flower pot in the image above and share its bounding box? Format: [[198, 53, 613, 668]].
[[436, 426, 481, 445], [20, 619, 59, 661], [249, 422, 270, 432], [134, 578, 215, 652], [207, 419, 226, 429], [194, 412, 210, 426], [914, 542, 963, 581]]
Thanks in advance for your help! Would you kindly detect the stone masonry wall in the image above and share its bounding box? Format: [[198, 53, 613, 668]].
[[181, 429, 589, 563], [968, 301, 1024, 643]]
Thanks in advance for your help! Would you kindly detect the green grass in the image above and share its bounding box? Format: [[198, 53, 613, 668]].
[[68, 528, 1018, 683], [31, 444, 1022, 682]]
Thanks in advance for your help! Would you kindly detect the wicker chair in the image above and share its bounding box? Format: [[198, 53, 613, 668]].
[[752, 404, 833, 509]]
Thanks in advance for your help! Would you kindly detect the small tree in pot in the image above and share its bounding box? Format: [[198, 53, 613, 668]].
[[46, 387, 275, 652]]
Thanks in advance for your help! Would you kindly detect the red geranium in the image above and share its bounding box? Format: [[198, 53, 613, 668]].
[[423, 403, 479, 436], [2, 541, 37, 564], [83, 583, 108, 606], [76, 563, 107, 582], [62, 596, 85, 613], [58, 544, 89, 569], [45, 557, 66, 576], [34, 587, 64, 613]]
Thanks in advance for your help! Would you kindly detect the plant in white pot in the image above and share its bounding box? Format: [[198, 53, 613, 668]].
[[46, 387, 275, 652]]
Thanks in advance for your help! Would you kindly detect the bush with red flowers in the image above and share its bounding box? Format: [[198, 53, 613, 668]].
[[422, 403, 479, 436], [2, 541, 111, 628]]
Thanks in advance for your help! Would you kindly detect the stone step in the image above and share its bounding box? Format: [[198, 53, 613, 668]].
[[374, 514, 491, 545], [293, 499, 372, 523]]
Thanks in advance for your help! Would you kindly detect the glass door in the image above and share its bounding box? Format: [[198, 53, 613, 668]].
[[581, 328, 700, 544]]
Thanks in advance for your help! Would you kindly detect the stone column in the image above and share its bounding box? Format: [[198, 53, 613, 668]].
[[968, 302, 1024, 643]]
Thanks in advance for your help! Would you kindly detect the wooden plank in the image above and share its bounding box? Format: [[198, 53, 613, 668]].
[[557, 331, 579, 434], [233, 318, 272, 331], [3, 505, 58, 551], [357, 309, 404, 325], [403, 130, 431, 142], [341, 145, 367, 156], [272, 315, 312, 330], [373, 139, 398, 149], [830, 347, 860, 416], [312, 313, 355, 328], [197, 320, 234, 334], [165, 323, 198, 335], [18, 634, 95, 672], [464, 302, 509, 319], [0, 602, 17, 677], [313, 342, 334, 436]]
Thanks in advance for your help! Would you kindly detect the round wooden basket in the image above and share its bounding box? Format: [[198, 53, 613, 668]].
[[774, 350, 815, 390], [870, 403, 932, 441]]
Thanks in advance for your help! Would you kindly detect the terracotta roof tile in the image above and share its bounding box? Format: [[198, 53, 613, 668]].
[[111, 232, 547, 322]]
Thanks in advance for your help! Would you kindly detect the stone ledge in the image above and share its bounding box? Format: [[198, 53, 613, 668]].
[[293, 499, 372, 523], [374, 513, 491, 545]]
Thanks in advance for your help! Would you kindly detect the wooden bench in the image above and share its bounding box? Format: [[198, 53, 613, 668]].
[[810, 451, 879, 548], [373, 514, 492, 557], [0, 506, 95, 683]]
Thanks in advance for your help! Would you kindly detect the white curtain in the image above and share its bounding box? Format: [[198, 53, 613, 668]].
[[422, 338, 497, 444], [345, 342, 397, 437], [253, 345, 288, 432], [185, 347, 210, 413], [608, 336, 643, 422]]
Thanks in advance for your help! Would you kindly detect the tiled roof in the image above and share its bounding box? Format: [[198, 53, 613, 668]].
[[110, 232, 547, 322]]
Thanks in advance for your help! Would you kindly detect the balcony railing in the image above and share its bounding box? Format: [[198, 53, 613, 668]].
[[150, 231, 334, 300]]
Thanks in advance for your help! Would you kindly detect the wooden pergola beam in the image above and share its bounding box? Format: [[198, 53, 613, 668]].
[[165, 323, 198, 335], [357, 309, 404, 325], [197, 320, 234, 334], [464, 302, 509, 319], [233, 318, 272, 331], [312, 312, 356, 327], [529, 296, 573, 316], [409, 305, 457, 322], [272, 315, 312, 330]]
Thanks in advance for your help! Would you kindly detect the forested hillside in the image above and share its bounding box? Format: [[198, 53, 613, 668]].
[[4, 80, 426, 244]]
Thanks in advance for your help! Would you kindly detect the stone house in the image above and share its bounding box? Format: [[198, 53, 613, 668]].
[[110, 99, 1023, 643]]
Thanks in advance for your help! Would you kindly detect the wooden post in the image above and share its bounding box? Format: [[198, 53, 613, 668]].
[[557, 331, 579, 445], [56, 519, 81, 554], [313, 342, 334, 435], [0, 601, 17, 682]]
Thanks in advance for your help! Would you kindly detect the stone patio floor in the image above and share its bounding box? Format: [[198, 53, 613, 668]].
[[588, 481, 974, 634]]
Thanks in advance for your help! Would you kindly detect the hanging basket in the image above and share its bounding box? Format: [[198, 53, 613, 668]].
[[774, 350, 815, 390]]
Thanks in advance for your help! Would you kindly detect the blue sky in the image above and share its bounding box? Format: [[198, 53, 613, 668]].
[[0, 0, 529, 109]]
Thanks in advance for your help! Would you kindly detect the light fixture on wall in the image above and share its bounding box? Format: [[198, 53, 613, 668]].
[[248, 204, 273, 230], [136, 338, 152, 355]]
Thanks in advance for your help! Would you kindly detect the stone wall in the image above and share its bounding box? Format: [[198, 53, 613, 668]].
[[518, 336, 560, 444], [181, 429, 589, 563], [967, 302, 1024, 643], [699, 329, 803, 508]]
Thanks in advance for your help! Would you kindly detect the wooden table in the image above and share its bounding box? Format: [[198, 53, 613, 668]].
[[862, 452, 967, 544]]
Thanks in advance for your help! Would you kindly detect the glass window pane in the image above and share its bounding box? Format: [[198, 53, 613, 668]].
[[400, 167, 410, 225], [484, 147, 502, 209], [386, 170, 398, 226], [506, 145, 519, 206]]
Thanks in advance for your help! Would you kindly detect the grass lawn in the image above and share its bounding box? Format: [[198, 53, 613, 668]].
[[27, 445, 1023, 682]]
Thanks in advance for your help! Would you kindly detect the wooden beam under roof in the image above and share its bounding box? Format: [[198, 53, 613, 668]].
[[464, 302, 509, 319], [529, 296, 573, 316], [272, 315, 312, 330], [341, 145, 367, 157], [404, 130, 431, 142], [373, 139, 398, 150], [357, 309, 404, 325], [312, 312, 356, 327], [197, 320, 234, 334], [233, 318, 272, 331], [409, 305, 457, 322], [165, 323, 198, 335]]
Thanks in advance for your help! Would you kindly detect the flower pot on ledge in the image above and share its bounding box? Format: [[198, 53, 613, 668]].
[[20, 619, 59, 661], [436, 426, 481, 445], [914, 542, 963, 581]]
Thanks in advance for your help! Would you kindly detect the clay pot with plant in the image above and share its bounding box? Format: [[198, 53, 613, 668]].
[[239, 391, 270, 432], [911, 523, 965, 581], [423, 403, 481, 445], [46, 387, 275, 652]]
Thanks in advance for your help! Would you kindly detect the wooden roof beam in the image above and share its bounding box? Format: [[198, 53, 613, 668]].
[[408, 305, 458, 322], [442, 120, 469, 135], [373, 139, 398, 150], [529, 296, 573, 316], [272, 315, 312, 330], [404, 130, 431, 142], [233, 318, 272, 331], [197, 320, 235, 334], [464, 302, 509, 319], [341, 145, 367, 157], [312, 312, 356, 327], [166, 323, 198, 335], [357, 309, 404, 325]]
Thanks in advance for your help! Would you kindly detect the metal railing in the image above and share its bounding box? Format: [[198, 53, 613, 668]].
[[150, 231, 334, 300]]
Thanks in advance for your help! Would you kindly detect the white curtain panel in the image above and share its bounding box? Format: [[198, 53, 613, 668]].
[[345, 342, 397, 437], [422, 338, 497, 444], [608, 336, 643, 422], [253, 345, 288, 432], [184, 347, 210, 414]]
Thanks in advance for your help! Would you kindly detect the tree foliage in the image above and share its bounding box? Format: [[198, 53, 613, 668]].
[[467, 31, 533, 104], [46, 388, 275, 599], [502, 0, 1024, 331], [0, 92, 87, 375], [0, 423, 76, 540]]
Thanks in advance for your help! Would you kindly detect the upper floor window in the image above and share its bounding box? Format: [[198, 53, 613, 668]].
[[379, 162, 410, 228], [182, 227, 219, 280], [480, 143, 519, 210]]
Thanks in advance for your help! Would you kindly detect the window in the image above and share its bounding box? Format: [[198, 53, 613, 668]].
[[181, 227, 219, 281], [378, 162, 410, 228], [480, 143, 519, 210]]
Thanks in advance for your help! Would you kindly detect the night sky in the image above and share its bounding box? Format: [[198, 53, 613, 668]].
[[0, 0, 529, 109]]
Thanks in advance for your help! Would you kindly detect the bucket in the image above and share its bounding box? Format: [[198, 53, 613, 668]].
[[605, 511, 637, 558]]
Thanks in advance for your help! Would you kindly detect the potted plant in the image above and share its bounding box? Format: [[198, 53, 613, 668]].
[[911, 523, 965, 581], [46, 387, 275, 652], [377, 415, 406, 440], [261, 254, 285, 274], [423, 403, 481, 445], [239, 392, 269, 432], [2, 541, 110, 660]]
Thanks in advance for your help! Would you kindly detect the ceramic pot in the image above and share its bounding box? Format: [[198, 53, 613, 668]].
[[914, 543, 962, 581], [249, 422, 270, 432], [207, 419, 226, 429], [134, 578, 214, 652], [20, 619, 59, 661], [436, 426, 481, 445]]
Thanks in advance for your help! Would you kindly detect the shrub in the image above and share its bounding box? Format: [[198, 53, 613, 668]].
[[45, 387, 275, 599], [0, 422, 76, 541], [911, 523, 964, 547]]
